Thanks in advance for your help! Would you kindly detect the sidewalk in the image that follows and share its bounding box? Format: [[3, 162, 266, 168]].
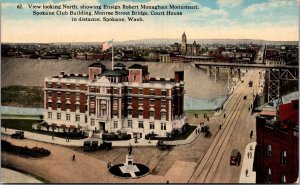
[[239, 141, 256, 183]]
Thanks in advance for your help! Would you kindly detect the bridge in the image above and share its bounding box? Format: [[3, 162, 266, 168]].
[[191, 61, 299, 103]]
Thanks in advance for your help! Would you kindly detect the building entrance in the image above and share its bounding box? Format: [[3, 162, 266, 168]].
[[99, 122, 105, 132]]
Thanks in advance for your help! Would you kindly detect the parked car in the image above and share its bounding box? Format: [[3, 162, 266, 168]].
[[230, 149, 241, 166], [83, 139, 112, 151], [156, 140, 171, 151], [11, 130, 24, 139]]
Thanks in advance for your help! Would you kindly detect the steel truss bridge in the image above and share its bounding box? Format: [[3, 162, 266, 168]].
[[191, 61, 299, 102]]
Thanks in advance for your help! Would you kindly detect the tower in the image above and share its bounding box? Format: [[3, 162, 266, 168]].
[[181, 32, 187, 55]]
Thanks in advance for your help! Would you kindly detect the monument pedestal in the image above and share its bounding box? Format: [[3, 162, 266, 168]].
[[126, 154, 133, 166], [119, 154, 139, 177]]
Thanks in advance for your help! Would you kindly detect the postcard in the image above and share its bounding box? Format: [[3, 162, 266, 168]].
[[1, 0, 299, 184]]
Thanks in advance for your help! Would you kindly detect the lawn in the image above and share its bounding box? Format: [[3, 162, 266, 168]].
[[186, 110, 215, 117], [1, 119, 87, 139]]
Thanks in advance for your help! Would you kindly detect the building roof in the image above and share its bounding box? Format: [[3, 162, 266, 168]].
[[114, 63, 126, 67], [128, 64, 144, 69], [259, 110, 277, 117], [101, 69, 128, 77], [89, 62, 106, 68], [279, 99, 299, 124]]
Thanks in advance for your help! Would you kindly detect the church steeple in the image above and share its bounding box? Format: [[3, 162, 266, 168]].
[[181, 32, 187, 55]]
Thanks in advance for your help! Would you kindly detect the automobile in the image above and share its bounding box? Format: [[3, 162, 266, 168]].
[[248, 81, 253, 87], [244, 95, 247, 100], [230, 149, 241, 166], [11, 130, 24, 139], [157, 140, 172, 151], [83, 139, 112, 151]]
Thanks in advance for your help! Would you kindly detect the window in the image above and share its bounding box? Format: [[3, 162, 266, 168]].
[[114, 121, 118, 129], [76, 84, 80, 90], [85, 85, 88, 91], [113, 110, 118, 116], [66, 103, 70, 109], [138, 98, 143, 105], [139, 89, 143, 94], [161, 90, 166, 96], [48, 91, 52, 97], [85, 115, 88, 123], [57, 92, 61, 98], [150, 99, 155, 105], [161, 123, 166, 130], [266, 168, 271, 183], [134, 75, 137, 81], [66, 92, 70, 99], [161, 112, 166, 120], [161, 100, 166, 107], [48, 102, 52, 108], [66, 114, 70, 121], [57, 113, 61, 120], [67, 84, 70, 89], [57, 103, 62, 109], [128, 120, 132, 128], [76, 115, 80, 122], [76, 104, 80, 111], [113, 88, 119, 94], [90, 96, 95, 102], [128, 88, 132, 94], [281, 150, 287, 165], [76, 93, 80, 100], [47, 83, 52, 88], [138, 121, 144, 128], [90, 108, 95, 114], [128, 109, 132, 115], [150, 89, 155, 95], [128, 97, 132, 104], [138, 110, 143, 116], [150, 110, 155, 118], [48, 112, 52, 119], [150, 122, 155, 129], [91, 87, 95, 92], [266, 145, 272, 157], [91, 118, 95, 126], [57, 83, 61, 88]]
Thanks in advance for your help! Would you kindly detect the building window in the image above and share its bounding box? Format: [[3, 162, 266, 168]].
[[161, 90, 166, 96], [150, 89, 155, 95], [128, 97, 132, 104], [113, 110, 118, 116], [128, 109, 132, 115], [114, 121, 118, 129], [161, 100, 166, 107], [57, 103, 62, 109], [139, 89, 143, 94], [138, 121, 144, 128], [90, 108, 95, 114], [48, 91, 52, 97], [161, 123, 166, 130], [85, 85, 88, 91], [266, 168, 271, 183], [76, 93, 80, 100], [66, 92, 70, 99], [138, 110, 143, 116], [134, 75, 137, 81], [138, 98, 143, 105], [113, 88, 119, 94], [128, 88, 132, 94], [47, 83, 52, 88], [150, 99, 155, 105], [150, 122, 154, 129], [57, 92, 61, 98], [57, 113, 61, 120], [76, 104, 80, 111], [57, 83, 61, 88], [91, 118, 95, 126], [48, 112, 52, 119], [281, 150, 287, 165], [280, 174, 286, 183], [90, 96, 95, 102], [66, 114, 70, 121], [76, 84, 80, 90], [161, 112, 166, 120], [91, 87, 95, 92], [266, 145, 272, 157], [128, 120, 132, 128], [67, 84, 70, 89], [76, 115, 80, 122], [66, 103, 70, 110], [85, 115, 87, 123], [48, 102, 52, 108], [150, 111, 155, 118]]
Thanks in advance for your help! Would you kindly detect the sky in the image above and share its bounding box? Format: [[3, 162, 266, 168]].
[[1, 0, 299, 43]]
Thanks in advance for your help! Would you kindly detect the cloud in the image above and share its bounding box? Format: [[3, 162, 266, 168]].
[[243, 0, 295, 15], [217, 0, 243, 7]]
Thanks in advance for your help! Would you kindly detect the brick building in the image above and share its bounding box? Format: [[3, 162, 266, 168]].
[[44, 62, 186, 138], [254, 99, 299, 183]]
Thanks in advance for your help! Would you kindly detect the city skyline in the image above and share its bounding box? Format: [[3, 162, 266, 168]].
[[1, 0, 299, 43]]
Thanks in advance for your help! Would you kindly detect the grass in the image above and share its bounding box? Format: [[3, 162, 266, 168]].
[[172, 125, 197, 140], [186, 110, 215, 117], [1, 119, 87, 140]]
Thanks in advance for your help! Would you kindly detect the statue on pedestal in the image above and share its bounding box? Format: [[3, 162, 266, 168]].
[[128, 143, 132, 155]]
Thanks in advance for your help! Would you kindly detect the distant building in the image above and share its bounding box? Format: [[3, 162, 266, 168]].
[[254, 99, 299, 183], [44, 62, 186, 138], [171, 32, 201, 56], [159, 53, 170, 63]]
